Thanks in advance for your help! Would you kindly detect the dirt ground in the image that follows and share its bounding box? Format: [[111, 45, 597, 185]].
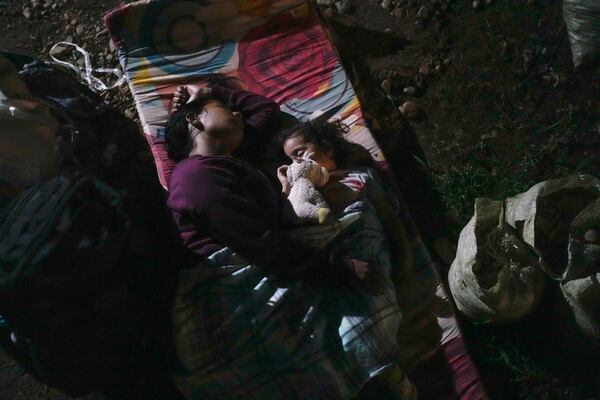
[[1, 0, 600, 399]]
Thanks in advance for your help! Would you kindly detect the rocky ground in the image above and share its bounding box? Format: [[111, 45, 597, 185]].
[[1, 0, 600, 398]]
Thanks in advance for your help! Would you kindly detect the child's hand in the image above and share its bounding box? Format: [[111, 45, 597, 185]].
[[277, 165, 290, 195], [344, 258, 369, 280], [343, 258, 387, 295]]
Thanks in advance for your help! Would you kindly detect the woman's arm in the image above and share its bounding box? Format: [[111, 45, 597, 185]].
[[211, 86, 280, 134], [170, 159, 358, 284]]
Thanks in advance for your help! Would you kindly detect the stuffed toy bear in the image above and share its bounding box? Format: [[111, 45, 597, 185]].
[[286, 158, 331, 224]]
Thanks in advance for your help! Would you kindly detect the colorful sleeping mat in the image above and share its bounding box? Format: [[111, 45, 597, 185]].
[[104, 1, 488, 399]]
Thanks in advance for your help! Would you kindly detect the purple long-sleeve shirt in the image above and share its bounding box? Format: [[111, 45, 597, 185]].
[[167, 88, 345, 281]]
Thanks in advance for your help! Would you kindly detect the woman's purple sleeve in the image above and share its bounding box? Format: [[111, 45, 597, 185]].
[[211, 86, 280, 134]]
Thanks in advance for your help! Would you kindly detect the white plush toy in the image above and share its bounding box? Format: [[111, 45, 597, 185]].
[[286, 157, 331, 224]]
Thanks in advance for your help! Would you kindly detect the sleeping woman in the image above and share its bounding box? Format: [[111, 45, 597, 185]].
[[165, 83, 415, 400]]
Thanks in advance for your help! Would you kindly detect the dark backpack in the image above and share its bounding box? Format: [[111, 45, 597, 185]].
[[16, 58, 147, 189], [0, 53, 186, 398], [0, 174, 182, 398]]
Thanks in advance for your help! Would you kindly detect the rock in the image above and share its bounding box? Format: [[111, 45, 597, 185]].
[[380, 79, 392, 93], [403, 86, 417, 95], [481, 130, 498, 140], [381, 0, 392, 9], [316, 0, 333, 5], [95, 27, 108, 38], [323, 7, 335, 17], [399, 101, 418, 119], [76, 24, 85, 35], [385, 27, 392, 33], [22, 7, 31, 19], [335, 0, 351, 13], [472, 0, 480, 9]]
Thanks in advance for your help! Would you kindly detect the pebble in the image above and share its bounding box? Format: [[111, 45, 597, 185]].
[[472, 0, 480, 9], [381, 0, 392, 9], [381, 79, 392, 93], [76, 24, 85, 35], [22, 7, 31, 19], [95, 28, 108, 38], [480, 130, 497, 140], [399, 101, 418, 119], [403, 86, 417, 95], [316, 0, 333, 5], [323, 7, 335, 17], [335, 0, 351, 13]]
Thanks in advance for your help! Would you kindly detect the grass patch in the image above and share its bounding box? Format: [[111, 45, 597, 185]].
[[430, 140, 572, 225]]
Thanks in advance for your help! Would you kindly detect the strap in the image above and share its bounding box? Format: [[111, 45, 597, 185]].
[[49, 42, 126, 92]]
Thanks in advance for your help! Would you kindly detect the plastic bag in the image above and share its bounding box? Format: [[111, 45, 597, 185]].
[[563, 0, 600, 67], [448, 198, 546, 324]]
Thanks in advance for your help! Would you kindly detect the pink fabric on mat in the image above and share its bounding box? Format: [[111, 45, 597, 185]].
[[411, 336, 488, 400]]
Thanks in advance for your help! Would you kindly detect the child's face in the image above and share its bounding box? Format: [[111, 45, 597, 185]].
[[283, 134, 337, 171]]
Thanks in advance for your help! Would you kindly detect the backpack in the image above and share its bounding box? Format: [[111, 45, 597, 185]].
[[0, 53, 186, 398], [17, 58, 147, 189], [0, 173, 182, 398]]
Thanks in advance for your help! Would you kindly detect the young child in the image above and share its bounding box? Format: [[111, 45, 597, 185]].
[[277, 119, 417, 400]]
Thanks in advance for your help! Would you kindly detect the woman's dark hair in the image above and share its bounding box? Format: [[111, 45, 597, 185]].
[[278, 119, 369, 168], [164, 74, 239, 162], [165, 96, 220, 162]]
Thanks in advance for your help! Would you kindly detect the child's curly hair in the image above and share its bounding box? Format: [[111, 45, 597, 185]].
[[277, 119, 354, 167]]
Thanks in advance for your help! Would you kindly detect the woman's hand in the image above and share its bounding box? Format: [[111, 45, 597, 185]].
[[170, 85, 213, 114], [277, 165, 291, 195]]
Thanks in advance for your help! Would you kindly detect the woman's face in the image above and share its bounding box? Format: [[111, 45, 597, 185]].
[[188, 101, 244, 154], [283, 134, 337, 171]]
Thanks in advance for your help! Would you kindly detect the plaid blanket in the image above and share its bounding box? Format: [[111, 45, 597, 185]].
[[172, 201, 402, 399]]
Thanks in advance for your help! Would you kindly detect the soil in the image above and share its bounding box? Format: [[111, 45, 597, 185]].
[[1, 0, 600, 399]]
